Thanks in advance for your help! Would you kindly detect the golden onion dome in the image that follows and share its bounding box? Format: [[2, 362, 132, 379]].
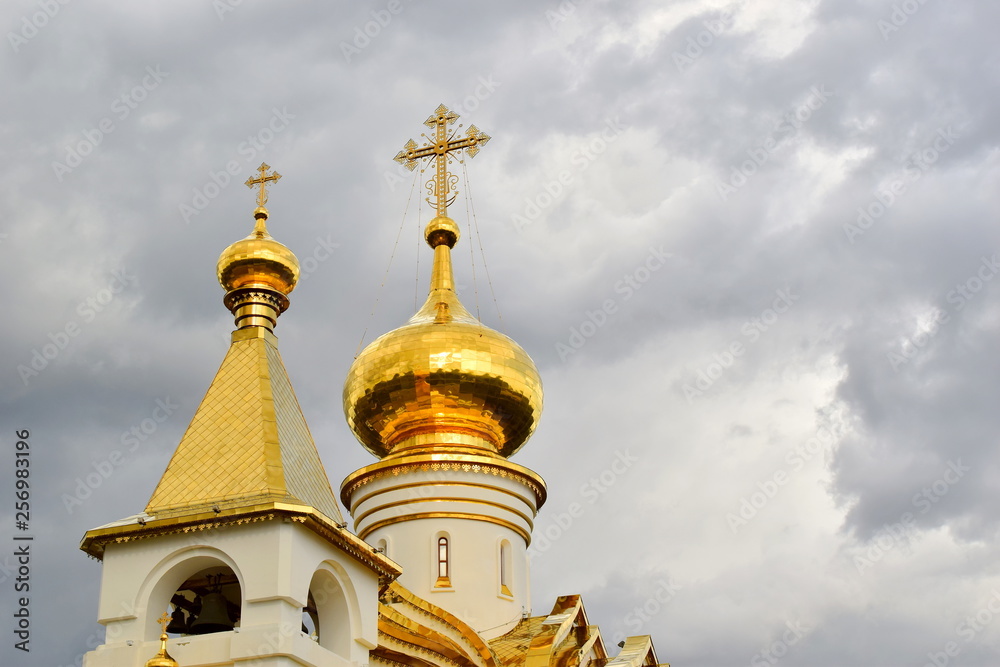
[[145, 632, 178, 667], [217, 207, 299, 295], [344, 215, 542, 460]]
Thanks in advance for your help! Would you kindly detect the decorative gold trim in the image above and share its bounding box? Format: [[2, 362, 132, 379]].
[[350, 480, 536, 515], [382, 581, 498, 667], [378, 630, 463, 667], [360, 511, 532, 545], [354, 496, 535, 529], [434, 576, 452, 589], [500, 584, 513, 597], [342, 453, 546, 509], [79, 503, 401, 581]]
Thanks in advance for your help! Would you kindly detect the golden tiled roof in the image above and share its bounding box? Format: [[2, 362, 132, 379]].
[[145, 326, 342, 523], [487, 595, 666, 667], [488, 616, 546, 667]]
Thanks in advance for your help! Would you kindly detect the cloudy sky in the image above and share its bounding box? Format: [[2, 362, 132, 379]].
[[2, 1, 999, 665]]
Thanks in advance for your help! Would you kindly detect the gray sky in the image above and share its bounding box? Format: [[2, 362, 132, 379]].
[[2, 1, 999, 665]]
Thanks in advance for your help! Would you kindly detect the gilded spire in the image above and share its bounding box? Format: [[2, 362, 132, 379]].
[[394, 103, 490, 218], [145, 164, 343, 523], [144, 613, 178, 667], [217, 163, 299, 330], [344, 108, 542, 460]]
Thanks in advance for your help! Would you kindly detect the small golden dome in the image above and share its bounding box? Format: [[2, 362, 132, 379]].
[[344, 216, 542, 460], [145, 633, 178, 667], [217, 209, 300, 295]]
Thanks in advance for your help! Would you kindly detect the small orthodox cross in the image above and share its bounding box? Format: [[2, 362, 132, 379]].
[[394, 104, 491, 217], [157, 612, 171, 634], [245, 162, 282, 208]]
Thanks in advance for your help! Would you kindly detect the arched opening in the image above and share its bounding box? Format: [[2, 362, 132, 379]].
[[307, 568, 351, 656], [163, 565, 241, 637], [301, 590, 319, 642]]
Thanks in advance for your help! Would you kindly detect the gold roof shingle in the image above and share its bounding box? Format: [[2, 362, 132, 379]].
[[145, 326, 342, 523]]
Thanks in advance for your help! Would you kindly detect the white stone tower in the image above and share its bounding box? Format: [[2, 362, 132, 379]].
[[79, 165, 399, 667]]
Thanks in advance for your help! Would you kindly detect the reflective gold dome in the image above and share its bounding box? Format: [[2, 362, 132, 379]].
[[217, 209, 300, 295], [145, 633, 178, 667], [344, 216, 542, 460]]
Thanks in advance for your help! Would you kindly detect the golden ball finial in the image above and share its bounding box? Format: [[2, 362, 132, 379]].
[[425, 215, 460, 249], [217, 215, 300, 296]]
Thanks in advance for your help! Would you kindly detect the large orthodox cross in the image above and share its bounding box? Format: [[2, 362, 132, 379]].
[[394, 104, 491, 217], [245, 162, 282, 208]]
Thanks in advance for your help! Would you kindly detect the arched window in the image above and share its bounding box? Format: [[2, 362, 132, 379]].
[[435, 536, 451, 588], [499, 540, 512, 597]]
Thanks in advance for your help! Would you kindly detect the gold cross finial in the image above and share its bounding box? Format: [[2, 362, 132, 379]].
[[245, 162, 282, 208], [394, 104, 491, 218], [157, 612, 171, 634]]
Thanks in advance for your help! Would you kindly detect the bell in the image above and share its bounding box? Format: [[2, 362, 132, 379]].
[[188, 592, 234, 634], [165, 607, 188, 634]]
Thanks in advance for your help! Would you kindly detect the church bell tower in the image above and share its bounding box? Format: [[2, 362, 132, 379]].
[[79, 164, 399, 667]]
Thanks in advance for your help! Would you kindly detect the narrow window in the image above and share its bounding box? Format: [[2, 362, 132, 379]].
[[435, 537, 451, 587], [500, 541, 512, 596]]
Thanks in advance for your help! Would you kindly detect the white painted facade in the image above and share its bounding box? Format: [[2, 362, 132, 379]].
[[82, 518, 381, 667], [346, 467, 539, 639]]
